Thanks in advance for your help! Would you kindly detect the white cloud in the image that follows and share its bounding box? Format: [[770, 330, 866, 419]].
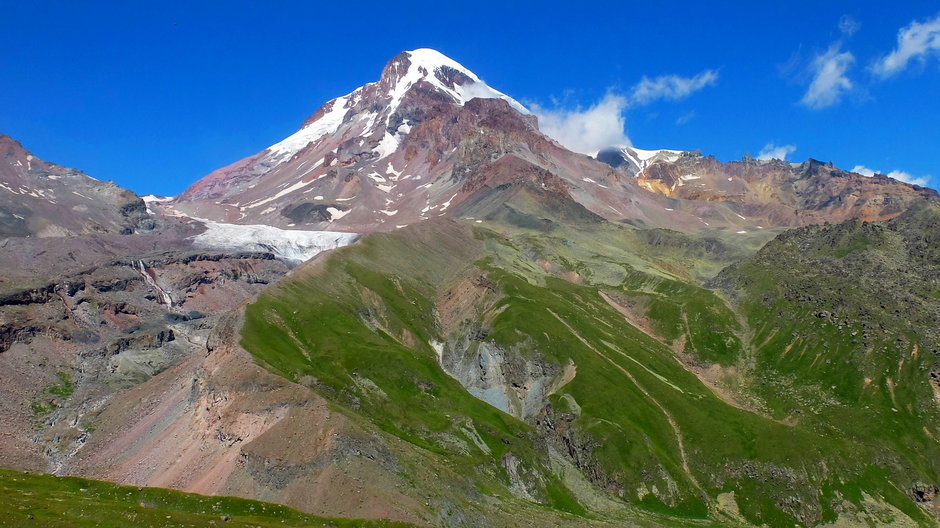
[[851, 164, 930, 186], [629, 70, 719, 105], [675, 111, 696, 125], [872, 13, 940, 77], [530, 93, 631, 155], [531, 69, 717, 154], [800, 43, 855, 109], [886, 170, 930, 187], [757, 143, 797, 161], [839, 15, 861, 37]]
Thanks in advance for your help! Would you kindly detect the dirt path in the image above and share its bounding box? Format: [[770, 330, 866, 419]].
[[547, 308, 705, 496], [600, 291, 783, 423], [598, 291, 661, 343]]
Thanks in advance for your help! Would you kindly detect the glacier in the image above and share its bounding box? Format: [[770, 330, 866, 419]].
[[190, 219, 358, 264]]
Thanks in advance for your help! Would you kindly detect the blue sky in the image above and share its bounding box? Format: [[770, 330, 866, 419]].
[[1, 1, 938, 195]]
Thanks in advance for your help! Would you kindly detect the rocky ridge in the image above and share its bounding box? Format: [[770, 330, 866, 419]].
[[0, 135, 152, 237], [166, 50, 937, 241]]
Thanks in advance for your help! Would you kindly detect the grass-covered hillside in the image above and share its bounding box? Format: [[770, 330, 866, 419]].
[[0, 468, 413, 528], [712, 203, 940, 515], [238, 202, 939, 526]]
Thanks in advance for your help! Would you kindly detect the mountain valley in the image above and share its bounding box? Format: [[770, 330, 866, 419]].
[[0, 48, 938, 527]]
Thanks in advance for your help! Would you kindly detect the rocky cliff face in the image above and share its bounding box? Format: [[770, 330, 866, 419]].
[[0, 218, 298, 476], [609, 151, 939, 225], [168, 49, 938, 241], [0, 135, 152, 237]]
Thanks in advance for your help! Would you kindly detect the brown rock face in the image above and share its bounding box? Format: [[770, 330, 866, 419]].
[[0, 135, 152, 237], [634, 154, 938, 224], [0, 217, 294, 476], [65, 312, 428, 525], [170, 49, 938, 239]]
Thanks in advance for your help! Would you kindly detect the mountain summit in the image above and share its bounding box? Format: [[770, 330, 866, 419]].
[[268, 48, 528, 170], [172, 49, 533, 224], [169, 48, 936, 238]]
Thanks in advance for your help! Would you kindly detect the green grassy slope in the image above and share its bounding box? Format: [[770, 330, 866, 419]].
[[239, 205, 938, 526], [711, 204, 940, 514], [0, 468, 413, 528]]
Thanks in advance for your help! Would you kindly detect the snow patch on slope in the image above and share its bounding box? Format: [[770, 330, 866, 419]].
[[142, 194, 174, 214], [191, 220, 358, 263], [266, 95, 350, 162], [629, 147, 681, 163], [244, 177, 318, 209], [374, 132, 400, 160], [621, 146, 682, 170]]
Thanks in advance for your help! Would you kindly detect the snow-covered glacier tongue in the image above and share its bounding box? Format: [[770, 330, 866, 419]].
[[191, 219, 358, 264]]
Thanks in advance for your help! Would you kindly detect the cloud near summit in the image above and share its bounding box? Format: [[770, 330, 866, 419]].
[[629, 70, 718, 105], [530, 93, 631, 156], [851, 165, 930, 187], [757, 143, 797, 161], [531, 70, 718, 155], [800, 43, 855, 109]]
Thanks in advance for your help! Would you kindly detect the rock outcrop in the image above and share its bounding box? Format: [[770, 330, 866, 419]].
[[0, 135, 152, 237]]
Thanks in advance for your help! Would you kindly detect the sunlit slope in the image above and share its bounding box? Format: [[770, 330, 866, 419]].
[[241, 212, 937, 526], [712, 204, 940, 511], [0, 468, 413, 528]]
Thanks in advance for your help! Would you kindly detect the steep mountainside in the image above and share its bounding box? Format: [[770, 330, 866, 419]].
[[711, 204, 940, 516], [2, 47, 940, 528], [0, 136, 358, 481], [0, 135, 152, 237], [167, 50, 935, 239], [229, 205, 939, 526], [614, 151, 938, 225], [67, 190, 940, 526], [0, 227, 294, 473]]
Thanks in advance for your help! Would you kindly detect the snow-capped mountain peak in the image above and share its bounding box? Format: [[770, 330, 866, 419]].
[[382, 49, 529, 115], [265, 49, 527, 166], [176, 48, 537, 210]]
